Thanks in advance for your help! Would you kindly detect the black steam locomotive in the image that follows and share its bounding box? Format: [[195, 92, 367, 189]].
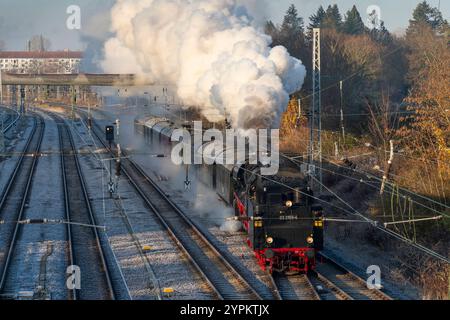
[[135, 117, 324, 273]]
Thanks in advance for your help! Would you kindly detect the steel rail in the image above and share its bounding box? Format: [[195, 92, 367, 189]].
[[50, 112, 116, 300], [272, 274, 321, 300], [317, 251, 393, 300], [1, 106, 20, 134], [2, 111, 20, 134], [0, 114, 45, 295]]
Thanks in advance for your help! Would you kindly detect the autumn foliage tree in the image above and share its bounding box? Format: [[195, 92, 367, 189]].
[[398, 22, 450, 198]]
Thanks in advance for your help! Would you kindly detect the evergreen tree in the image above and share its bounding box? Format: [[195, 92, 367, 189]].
[[408, 1, 448, 33], [308, 5, 326, 30], [306, 5, 326, 41], [343, 5, 366, 35], [278, 4, 305, 59], [280, 4, 304, 36], [322, 4, 342, 30], [369, 21, 393, 45], [264, 20, 279, 42]]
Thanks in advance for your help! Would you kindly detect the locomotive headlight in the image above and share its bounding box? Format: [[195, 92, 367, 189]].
[[285, 200, 293, 208], [266, 237, 274, 245], [306, 236, 314, 244]]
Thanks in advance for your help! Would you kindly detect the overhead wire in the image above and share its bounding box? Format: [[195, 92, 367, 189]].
[[320, 154, 450, 213], [308, 174, 450, 263], [285, 154, 450, 218]]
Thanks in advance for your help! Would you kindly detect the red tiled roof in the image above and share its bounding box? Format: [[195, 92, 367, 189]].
[[0, 51, 83, 59]]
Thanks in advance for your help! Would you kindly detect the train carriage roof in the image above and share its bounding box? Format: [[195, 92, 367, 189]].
[[195, 141, 258, 172], [152, 122, 175, 136], [144, 117, 171, 129], [142, 117, 177, 139], [140, 116, 307, 183]]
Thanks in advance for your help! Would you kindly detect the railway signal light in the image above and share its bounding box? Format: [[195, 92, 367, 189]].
[[142, 245, 153, 252], [105, 126, 114, 142], [163, 288, 174, 298]]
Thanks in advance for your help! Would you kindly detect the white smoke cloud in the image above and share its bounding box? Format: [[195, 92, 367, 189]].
[[101, 0, 306, 129]]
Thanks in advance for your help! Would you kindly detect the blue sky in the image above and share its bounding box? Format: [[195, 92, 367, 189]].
[[0, 0, 448, 51], [0, 0, 114, 50]]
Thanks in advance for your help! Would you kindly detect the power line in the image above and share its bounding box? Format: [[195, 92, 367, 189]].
[[309, 175, 450, 264], [383, 216, 442, 227], [237, 165, 366, 217], [319, 110, 417, 117], [0, 218, 106, 230], [259, 140, 449, 221], [320, 155, 450, 212], [283, 152, 450, 218], [298, 45, 404, 104], [309, 154, 450, 217], [363, 142, 450, 167]]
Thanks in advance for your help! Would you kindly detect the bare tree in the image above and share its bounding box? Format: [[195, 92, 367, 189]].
[[367, 91, 400, 154], [27, 35, 52, 52]]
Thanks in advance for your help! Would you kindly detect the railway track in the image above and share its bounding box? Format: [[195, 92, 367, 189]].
[[51, 112, 116, 300], [315, 251, 393, 300], [272, 274, 320, 300], [1, 109, 20, 134], [0, 114, 45, 297], [78, 110, 277, 300], [1, 114, 12, 133]]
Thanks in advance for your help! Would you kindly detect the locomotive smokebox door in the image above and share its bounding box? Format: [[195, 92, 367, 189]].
[[105, 126, 114, 143]]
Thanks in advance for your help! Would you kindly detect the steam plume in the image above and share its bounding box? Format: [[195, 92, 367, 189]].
[[101, 0, 306, 129]]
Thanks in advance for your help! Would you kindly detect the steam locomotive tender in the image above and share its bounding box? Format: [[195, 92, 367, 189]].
[[135, 117, 324, 274]]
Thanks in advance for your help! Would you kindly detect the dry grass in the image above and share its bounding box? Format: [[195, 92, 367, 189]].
[[395, 246, 449, 300], [279, 126, 309, 154]]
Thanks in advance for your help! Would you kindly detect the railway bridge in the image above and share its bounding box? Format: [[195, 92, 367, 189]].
[[0, 71, 157, 113], [0, 72, 155, 87]]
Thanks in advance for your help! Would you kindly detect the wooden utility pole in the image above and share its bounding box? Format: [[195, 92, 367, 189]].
[[340, 80, 345, 142], [296, 98, 302, 128], [380, 140, 394, 195]]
